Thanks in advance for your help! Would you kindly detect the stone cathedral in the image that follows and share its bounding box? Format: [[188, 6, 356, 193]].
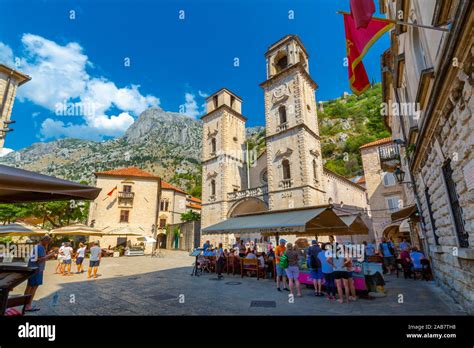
[[200, 35, 370, 244]]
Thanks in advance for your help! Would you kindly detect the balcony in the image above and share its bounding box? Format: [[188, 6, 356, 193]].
[[118, 191, 134, 207], [276, 122, 288, 133], [118, 191, 135, 199], [378, 144, 401, 172], [227, 185, 268, 201], [279, 179, 293, 189]]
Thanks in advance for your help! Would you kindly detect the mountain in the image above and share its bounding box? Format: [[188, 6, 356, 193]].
[[0, 107, 204, 196], [318, 83, 389, 177], [1, 84, 388, 196]]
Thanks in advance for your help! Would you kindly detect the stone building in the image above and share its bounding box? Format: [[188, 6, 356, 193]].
[[0, 64, 31, 150], [360, 137, 412, 244], [88, 167, 201, 250], [380, 0, 473, 313], [201, 35, 371, 246]]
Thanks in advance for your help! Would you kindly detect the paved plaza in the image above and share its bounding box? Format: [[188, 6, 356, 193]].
[[11, 251, 466, 316]]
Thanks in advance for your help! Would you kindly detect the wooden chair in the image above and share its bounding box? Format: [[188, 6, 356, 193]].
[[240, 258, 265, 280], [208, 256, 217, 273], [197, 255, 210, 273], [227, 255, 238, 275]]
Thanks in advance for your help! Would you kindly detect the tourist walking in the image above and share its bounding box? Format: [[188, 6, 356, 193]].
[[285, 243, 302, 297], [345, 247, 357, 301], [216, 243, 225, 279], [55, 242, 65, 274], [275, 239, 289, 292], [308, 240, 324, 296], [24, 235, 57, 312], [75, 242, 86, 274], [61, 242, 74, 276], [328, 244, 350, 304], [379, 238, 396, 274], [88, 241, 102, 279], [399, 237, 410, 252], [319, 243, 336, 300]]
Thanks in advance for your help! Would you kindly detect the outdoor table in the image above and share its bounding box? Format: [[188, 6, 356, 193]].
[[0, 264, 37, 316]]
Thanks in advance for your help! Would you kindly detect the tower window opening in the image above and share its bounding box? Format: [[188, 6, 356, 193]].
[[278, 105, 287, 125], [230, 96, 235, 109], [210, 179, 216, 196], [213, 95, 218, 109], [211, 138, 217, 154], [313, 159, 319, 183], [282, 159, 291, 180], [275, 55, 288, 73]]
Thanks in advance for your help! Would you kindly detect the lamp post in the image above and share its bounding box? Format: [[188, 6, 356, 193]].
[[394, 167, 414, 188]]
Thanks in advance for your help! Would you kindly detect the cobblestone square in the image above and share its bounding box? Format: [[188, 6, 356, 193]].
[[11, 251, 466, 316]]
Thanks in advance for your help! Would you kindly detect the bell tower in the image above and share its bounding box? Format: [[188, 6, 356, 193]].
[[260, 35, 326, 210], [200, 88, 247, 230]]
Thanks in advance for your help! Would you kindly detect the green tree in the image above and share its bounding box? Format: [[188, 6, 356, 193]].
[[0, 204, 30, 224], [181, 210, 201, 222]]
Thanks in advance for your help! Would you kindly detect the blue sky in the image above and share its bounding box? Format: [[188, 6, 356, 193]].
[[0, 0, 389, 152]]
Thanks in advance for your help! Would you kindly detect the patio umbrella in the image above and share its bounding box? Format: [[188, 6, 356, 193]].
[[137, 236, 157, 243], [0, 222, 48, 237], [50, 223, 104, 237], [103, 226, 144, 237], [0, 164, 101, 203]]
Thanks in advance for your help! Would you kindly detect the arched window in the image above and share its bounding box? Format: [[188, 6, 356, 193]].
[[278, 105, 287, 125], [261, 169, 268, 183], [211, 138, 216, 154], [328, 197, 333, 204], [282, 159, 291, 180], [313, 159, 319, 183], [210, 179, 216, 196]]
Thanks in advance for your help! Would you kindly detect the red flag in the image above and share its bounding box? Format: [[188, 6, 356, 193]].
[[350, 0, 376, 29], [343, 13, 394, 95], [107, 186, 117, 196]]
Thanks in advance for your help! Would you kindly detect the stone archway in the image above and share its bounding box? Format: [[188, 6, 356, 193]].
[[227, 197, 268, 218]]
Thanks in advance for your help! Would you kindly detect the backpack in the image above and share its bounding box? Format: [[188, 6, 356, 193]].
[[308, 246, 322, 270], [279, 251, 289, 269]]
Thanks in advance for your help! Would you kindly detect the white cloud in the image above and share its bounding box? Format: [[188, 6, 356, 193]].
[[198, 90, 209, 98], [1, 34, 160, 141], [0, 42, 14, 66], [0, 148, 14, 157], [183, 92, 200, 118]]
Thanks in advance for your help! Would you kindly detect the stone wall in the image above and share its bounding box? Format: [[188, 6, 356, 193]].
[[415, 69, 473, 314]]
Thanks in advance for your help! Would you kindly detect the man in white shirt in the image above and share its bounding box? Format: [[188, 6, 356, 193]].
[[75, 243, 87, 274], [61, 242, 74, 276], [55, 243, 65, 274]]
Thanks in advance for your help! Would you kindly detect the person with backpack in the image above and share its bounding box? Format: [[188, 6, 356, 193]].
[[379, 237, 396, 274], [308, 240, 324, 296], [284, 243, 302, 297], [319, 243, 336, 300]]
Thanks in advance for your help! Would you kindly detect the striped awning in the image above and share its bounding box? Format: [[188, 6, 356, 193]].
[[202, 205, 368, 236]]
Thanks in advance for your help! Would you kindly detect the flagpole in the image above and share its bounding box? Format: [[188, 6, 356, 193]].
[[336, 11, 450, 32]]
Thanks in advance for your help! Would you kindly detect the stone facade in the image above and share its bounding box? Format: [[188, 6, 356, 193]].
[[360, 138, 408, 243], [88, 167, 201, 250], [201, 35, 370, 245], [0, 64, 31, 149], [381, 0, 473, 313]]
